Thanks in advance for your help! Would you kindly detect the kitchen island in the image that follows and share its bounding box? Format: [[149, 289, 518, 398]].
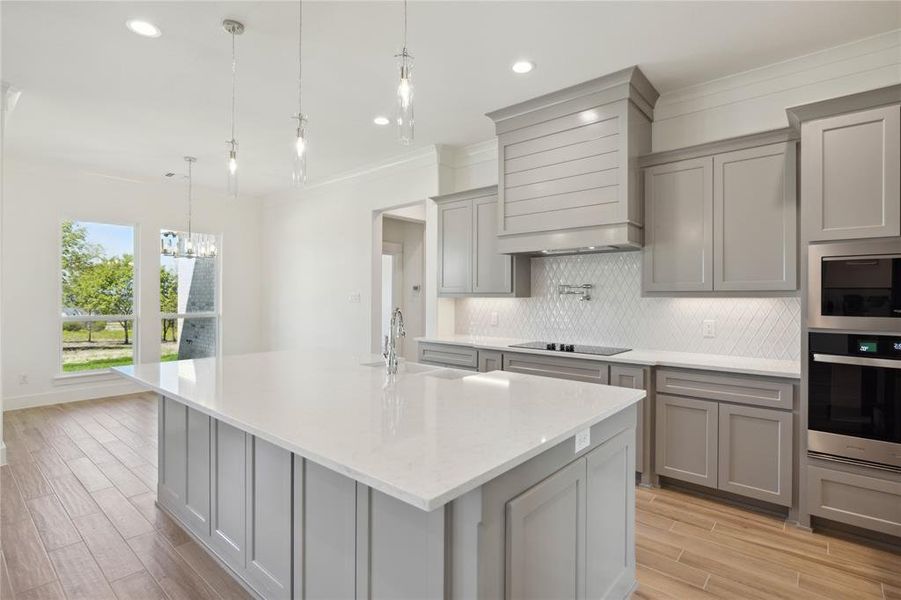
[[115, 350, 644, 600]]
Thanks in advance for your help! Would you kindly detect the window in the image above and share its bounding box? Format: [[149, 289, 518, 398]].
[[60, 220, 136, 373], [160, 230, 219, 362]]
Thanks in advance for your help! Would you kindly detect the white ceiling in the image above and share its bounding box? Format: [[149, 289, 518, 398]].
[[3, 1, 899, 197]]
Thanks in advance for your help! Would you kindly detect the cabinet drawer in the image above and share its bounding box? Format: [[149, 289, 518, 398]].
[[503, 352, 609, 384], [418, 343, 478, 370], [808, 465, 901, 537], [656, 369, 794, 410]]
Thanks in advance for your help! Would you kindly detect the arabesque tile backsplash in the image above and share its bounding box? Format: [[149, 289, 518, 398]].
[[455, 252, 801, 360]]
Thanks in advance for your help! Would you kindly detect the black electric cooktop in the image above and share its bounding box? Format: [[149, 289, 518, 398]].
[[509, 341, 630, 357]]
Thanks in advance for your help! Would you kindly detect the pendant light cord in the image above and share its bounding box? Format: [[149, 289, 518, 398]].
[[187, 159, 193, 237], [298, 0, 303, 116], [402, 0, 408, 51], [230, 30, 237, 142]]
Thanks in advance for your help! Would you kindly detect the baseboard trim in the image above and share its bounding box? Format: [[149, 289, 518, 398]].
[[3, 381, 143, 411]]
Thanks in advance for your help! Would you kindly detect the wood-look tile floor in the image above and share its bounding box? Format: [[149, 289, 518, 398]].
[[2, 394, 899, 599]]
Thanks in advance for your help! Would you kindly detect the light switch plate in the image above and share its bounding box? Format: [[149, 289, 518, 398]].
[[574, 428, 590, 453], [348, 293, 361, 304]]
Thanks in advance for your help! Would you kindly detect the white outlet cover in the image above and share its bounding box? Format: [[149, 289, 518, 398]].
[[703, 320, 716, 338], [574, 428, 590, 453], [490, 311, 499, 326], [348, 293, 361, 304]]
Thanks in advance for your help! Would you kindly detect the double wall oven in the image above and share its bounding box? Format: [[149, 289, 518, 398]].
[[808, 240, 901, 469]]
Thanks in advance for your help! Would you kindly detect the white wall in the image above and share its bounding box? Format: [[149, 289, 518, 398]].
[[260, 148, 445, 354], [1, 158, 263, 410]]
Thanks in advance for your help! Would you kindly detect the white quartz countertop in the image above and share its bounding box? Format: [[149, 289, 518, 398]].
[[115, 350, 643, 511], [416, 335, 801, 379]]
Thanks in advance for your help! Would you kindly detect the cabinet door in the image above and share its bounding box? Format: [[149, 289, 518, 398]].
[[246, 437, 293, 599], [714, 142, 797, 291], [643, 158, 714, 291], [610, 365, 646, 475], [211, 420, 248, 571], [473, 194, 513, 294], [478, 350, 503, 373], [437, 199, 473, 294], [718, 404, 792, 506], [506, 459, 586, 600], [183, 408, 211, 538], [805, 105, 901, 241], [585, 429, 635, 600], [159, 398, 187, 513], [503, 352, 609, 384], [655, 394, 718, 488]]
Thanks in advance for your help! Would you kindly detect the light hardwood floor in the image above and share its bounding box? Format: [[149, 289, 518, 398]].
[[2, 394, 900, 599]]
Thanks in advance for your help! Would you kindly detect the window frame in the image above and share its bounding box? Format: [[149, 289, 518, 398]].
[[159, 230, 222, 361], [58, 219, 140, 376]]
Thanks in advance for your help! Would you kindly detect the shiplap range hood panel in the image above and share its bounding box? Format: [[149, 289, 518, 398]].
[[487, 66, 659, 255]]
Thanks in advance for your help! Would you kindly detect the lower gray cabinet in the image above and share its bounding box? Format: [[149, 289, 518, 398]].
[[211, 420, 249, 572], [808, 465, 901, 537], [158, 399, 211, 539], [655, 394, 718, 488], [246, 437, 293, 599], [610, 365, 647, 475], [478, 350, 503, 373], [503, 352, 609, 384], [718, 404, 792, 506], [506, 458, 586, 600], [418, 342, 479, 370]]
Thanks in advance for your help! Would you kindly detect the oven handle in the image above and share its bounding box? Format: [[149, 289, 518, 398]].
[[813, 353, 901, 369]]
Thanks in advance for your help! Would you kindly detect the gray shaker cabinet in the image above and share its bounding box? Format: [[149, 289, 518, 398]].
[[158, 398, 211, 539], [655, 394, 718, 488], [210, 420, 249, 572], [436, 197, 472, 294], [434, 186, 530, 298], [718, 403, 792, 507], [478, 350, 503, 373], [642, 158, 714, 292], [714, 142, 797, 291], [803, 104, 901, 241], [506, 458, 586, 600], [610, 365, 647, 476]]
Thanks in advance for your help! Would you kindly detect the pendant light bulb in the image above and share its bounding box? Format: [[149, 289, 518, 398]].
[[227, 143, 238, 196], [395, 0, 414, 145], [292, 115, 307, 186]]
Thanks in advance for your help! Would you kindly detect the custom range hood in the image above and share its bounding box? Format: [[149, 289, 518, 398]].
[[486, 66, 659, 256]]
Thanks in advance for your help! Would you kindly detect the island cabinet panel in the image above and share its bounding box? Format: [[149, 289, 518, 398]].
[[300, 460, 356, 599], [506, 459, 586, 600], [158, 399, 211, 539], [585, 429, 636, 600], [714, 142, 797, 291], [718, 404, 792, 507], [655, 394, 718, 488], [642, 158, 714, 292], [245, 437, 293, 599], [210, 420, 248, 572], [804, 104, 901, 242]]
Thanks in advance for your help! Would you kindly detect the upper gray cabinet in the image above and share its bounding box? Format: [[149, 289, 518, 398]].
[[434, 186, 530, 297], [802, 104, 900, 242], [486, 67, 658, 254], [643, 158, 714, 291], [640, 130, 799, 293]]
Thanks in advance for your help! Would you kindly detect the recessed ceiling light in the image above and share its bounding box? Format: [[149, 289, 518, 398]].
[[512, 60, 535, 74], [373, 116, 390, 126], [126, 19, 161, 38]]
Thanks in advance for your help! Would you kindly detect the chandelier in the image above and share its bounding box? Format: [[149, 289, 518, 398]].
[[161, 157, 218, 259]]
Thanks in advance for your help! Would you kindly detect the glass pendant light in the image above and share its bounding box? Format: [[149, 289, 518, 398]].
[[395, 0, 414, 145], [223, 19, 244, 197], [292, 0, 307, 186]]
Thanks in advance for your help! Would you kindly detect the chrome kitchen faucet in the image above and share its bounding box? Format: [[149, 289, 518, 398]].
[[384, 308, 406, 375]]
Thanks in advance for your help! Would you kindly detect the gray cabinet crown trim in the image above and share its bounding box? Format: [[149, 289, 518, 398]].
[[486, 66, 659, 125], [431, 185, 498, 204], [786, 84, 901, 129], [637, 127, 798, 168]]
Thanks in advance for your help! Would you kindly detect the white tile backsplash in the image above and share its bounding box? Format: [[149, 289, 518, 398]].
[[455, 252, 801, 360]]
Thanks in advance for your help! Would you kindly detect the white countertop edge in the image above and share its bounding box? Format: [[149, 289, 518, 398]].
[[115, 369, 643, 512], [415, 336, 801, 379]]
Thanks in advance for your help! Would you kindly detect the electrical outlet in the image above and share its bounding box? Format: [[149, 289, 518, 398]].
[[490, 311, 499, 326], [574, 428, 591, 453], [348, 292, 361, 304], [18, 373, 28, 385], [702, 320, 716, 338]]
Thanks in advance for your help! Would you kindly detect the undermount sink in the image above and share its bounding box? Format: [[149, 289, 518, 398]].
[[360, 361, 437, 374]]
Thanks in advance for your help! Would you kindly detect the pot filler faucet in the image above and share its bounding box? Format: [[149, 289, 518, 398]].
[[383, 308, 406, 375]]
